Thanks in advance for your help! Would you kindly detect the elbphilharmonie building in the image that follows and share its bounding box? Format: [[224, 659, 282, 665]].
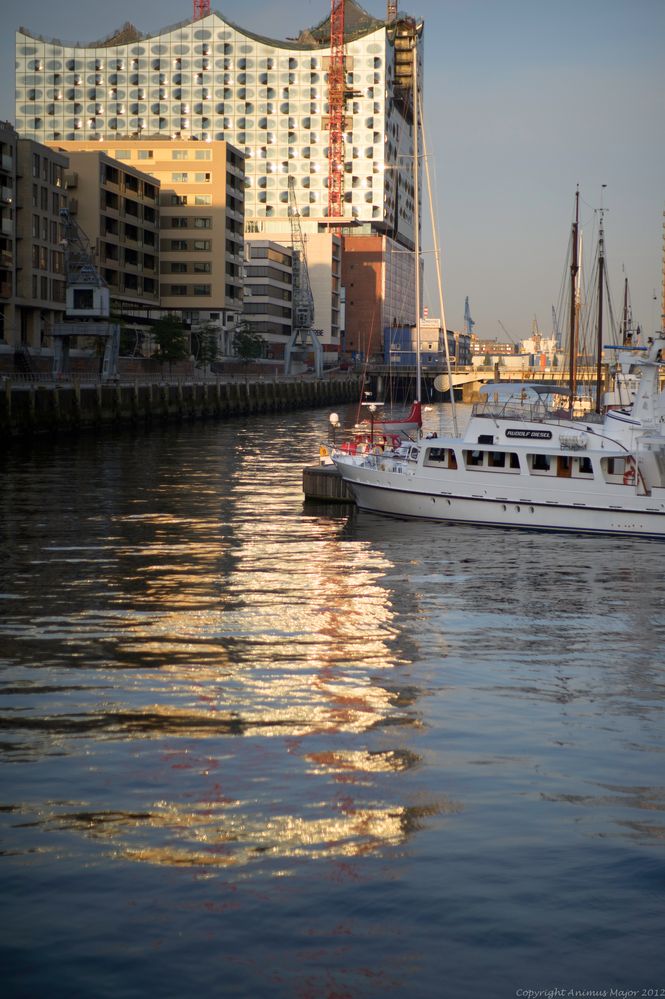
[[15, 1, 423, 356]]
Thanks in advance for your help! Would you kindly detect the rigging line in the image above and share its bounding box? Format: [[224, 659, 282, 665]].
[[418, 90, 458, 433]]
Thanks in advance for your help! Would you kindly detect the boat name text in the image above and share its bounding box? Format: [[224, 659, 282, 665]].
[[506, 429, 553, 440]]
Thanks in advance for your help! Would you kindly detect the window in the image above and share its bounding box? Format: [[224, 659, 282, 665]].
[[172, 150, 189, 160], [195, 149, 211, 160], [194, 195, 211, 205], [116, 150, 131, 159], [138, 149, 153, 160], [531, 454, 552, 473], [172, 173, 189, 183], [194, 217, 212, 228]]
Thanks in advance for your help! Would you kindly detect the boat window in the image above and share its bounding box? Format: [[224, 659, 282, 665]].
[[424, 447, 457, 469], [509, 453, 520, 470], [408, 447, 420, 462], [530, 453, 552, 473], [465, 449, 484, 467], [488, 451, 505, 468], [575, 456, 594, 476]]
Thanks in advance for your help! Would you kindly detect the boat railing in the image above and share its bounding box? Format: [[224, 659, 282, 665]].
[[472, 399, 605, 425], [472, 399, 557, 421]]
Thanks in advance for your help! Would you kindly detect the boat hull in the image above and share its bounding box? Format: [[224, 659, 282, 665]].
[[338, 465, 665, 538]]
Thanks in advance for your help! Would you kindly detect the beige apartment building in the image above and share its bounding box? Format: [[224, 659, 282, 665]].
[[10, 136, 68, 357], [60, 149, 160, 320], [52, 138, 244, 332]]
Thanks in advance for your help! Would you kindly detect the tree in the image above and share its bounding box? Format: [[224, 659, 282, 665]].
[[151, 315, 190, 373], [192, 322, 219, 371], [233, 323, 266, 366]]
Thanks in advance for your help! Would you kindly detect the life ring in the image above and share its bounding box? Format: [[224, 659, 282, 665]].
[[623, 457, 636, 485]]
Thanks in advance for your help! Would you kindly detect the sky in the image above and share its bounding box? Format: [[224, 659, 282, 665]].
[[4, 0, 664, 341]]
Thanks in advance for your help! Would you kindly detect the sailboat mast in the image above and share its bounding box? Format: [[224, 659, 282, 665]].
[[595, 209, 605, 413], [420, 91, 459, 435], [412, 32, 421, 405], [622, 276, 629, 344], [568, 187, 580, 407]]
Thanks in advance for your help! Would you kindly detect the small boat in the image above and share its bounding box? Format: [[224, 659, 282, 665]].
[[351, 399, 422, 442], [332, 334, 665, 538]]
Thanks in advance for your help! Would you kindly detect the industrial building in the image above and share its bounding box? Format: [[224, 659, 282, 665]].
[[15, 0, 424, 364]]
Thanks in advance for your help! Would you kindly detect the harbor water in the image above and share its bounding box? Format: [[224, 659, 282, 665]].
[[1, 405, 664, 999]]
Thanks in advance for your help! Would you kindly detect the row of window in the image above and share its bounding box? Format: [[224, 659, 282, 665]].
[[162, 284, 211, 296], [21, 54, 381, 75], [30, 244, 64, 272], [30, 273, 65, 303], [161, 261, 211, 274], [31, 154, 63, 186], [423, 447, 633, 483]]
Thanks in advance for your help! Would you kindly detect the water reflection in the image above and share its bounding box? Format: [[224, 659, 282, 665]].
[[0, 417, 441, 871]]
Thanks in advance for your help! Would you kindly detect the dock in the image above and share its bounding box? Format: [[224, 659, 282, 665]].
[[302, 463, 354, 503]]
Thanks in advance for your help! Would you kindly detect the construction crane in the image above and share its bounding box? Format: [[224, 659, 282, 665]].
[[464, 296, 475, 337], [192, 0, 210, 19], [284, 177, 322, 376], [327, 0, 346, 227], [51, 208, 119, 381]]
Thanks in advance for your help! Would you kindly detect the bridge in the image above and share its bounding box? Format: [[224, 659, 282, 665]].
[[364, 363, 604, 403]]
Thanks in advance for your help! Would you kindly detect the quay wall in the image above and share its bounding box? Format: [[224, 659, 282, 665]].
[[0, 376, 361, 438]]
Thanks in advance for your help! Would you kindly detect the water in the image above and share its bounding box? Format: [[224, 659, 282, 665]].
[[1, 406, 665, 999]]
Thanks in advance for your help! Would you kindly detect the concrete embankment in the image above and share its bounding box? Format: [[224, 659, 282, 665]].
[[1, 376, 361, 438]]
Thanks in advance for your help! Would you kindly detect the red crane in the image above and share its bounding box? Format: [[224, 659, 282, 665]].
[[193, 0, 210, 18], [328, 0, 345, 226]]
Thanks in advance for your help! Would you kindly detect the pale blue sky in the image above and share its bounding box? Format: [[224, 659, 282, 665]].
[[5, 0, 664, 340]]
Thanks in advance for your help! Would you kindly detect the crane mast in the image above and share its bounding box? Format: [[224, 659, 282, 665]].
[[327, 0, 346, 227], [284, 177, 322, 375]]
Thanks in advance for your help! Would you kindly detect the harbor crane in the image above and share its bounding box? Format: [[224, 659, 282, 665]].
[[284, 177, 323, 376], [51, 208, 120, 382], [464, 296, 475, 337]]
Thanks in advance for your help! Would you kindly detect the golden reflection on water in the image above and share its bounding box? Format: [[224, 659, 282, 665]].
[[1, 468, 443, 872], [15, 794, 453, 871]]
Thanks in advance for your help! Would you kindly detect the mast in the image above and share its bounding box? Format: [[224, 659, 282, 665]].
[[420, 91, 458, 434], [621, 276, 631, 344], [568, 187, 580, 408], [595, 207, 605, 413], [412, 30, 421, 405]]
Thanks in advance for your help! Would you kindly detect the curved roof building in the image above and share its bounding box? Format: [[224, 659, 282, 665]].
[[15, 2, 422, 244]]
